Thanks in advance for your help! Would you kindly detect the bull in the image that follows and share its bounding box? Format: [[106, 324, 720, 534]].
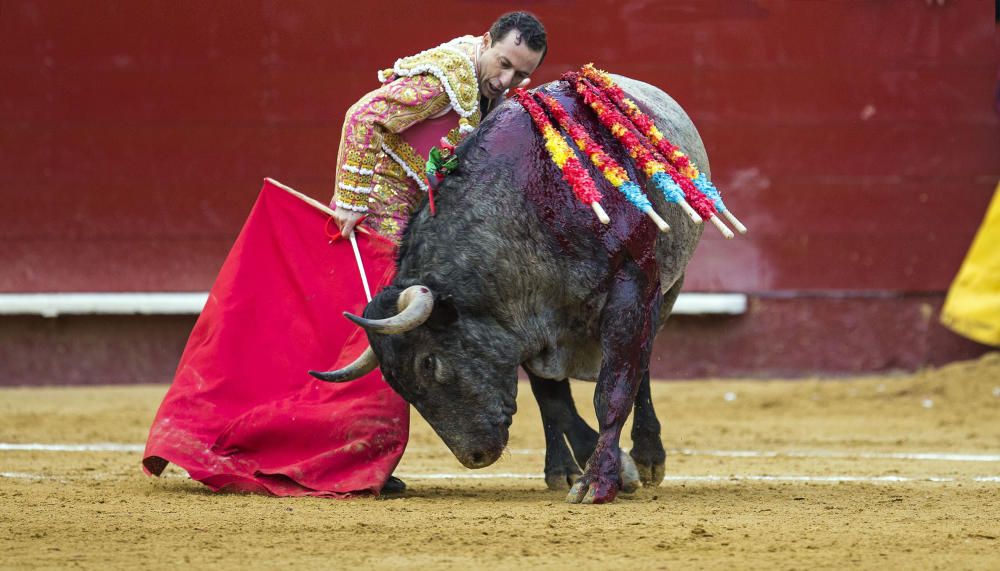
[[312, 75, 707, 504]]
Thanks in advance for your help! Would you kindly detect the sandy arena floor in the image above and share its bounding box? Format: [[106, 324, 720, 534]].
[[2, 354, 999, 570]]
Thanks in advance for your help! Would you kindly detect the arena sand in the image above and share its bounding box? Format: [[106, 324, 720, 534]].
[[1, 354, 998, 570]]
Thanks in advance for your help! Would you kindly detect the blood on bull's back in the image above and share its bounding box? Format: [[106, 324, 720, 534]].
[[399, 76, 705, 327]]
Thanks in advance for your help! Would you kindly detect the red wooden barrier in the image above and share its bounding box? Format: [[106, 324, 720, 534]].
[[0, 1, 996, 383]]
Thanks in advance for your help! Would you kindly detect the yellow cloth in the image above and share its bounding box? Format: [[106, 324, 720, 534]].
[[941, 183, 1000, 346]]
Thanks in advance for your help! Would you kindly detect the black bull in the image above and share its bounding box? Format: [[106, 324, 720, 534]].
[[313, 76, 706, 504]]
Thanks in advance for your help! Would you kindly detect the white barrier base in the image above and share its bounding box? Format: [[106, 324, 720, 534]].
[[0, 292, 747, 318]]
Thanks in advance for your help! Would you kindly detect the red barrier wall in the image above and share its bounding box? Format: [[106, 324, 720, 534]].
[[1, 1, 997, 384]]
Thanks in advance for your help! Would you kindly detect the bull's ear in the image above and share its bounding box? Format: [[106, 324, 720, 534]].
[[426, 294, 459, 330], [417, 273, 458, 330]]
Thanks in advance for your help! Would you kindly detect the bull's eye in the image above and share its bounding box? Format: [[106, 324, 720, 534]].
[[421, 354, 436, 377]]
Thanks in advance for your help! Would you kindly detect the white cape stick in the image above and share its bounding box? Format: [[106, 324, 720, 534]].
[[349, 231, 373, 302]]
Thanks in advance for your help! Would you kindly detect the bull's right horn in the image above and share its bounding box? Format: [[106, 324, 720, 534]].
[[344, 285, 434, 335], [309, 347, 378, 383]]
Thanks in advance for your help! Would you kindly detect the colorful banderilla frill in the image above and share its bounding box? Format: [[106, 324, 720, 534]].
[[580, 64, 747, 235], [566, 71, 734, 239], [511, 88, 610, 224], [534, 92, 669, 232], [564, 73, 734, 239]]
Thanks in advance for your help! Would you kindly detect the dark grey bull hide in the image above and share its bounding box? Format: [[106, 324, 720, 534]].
[[313, 75, 707, 504]]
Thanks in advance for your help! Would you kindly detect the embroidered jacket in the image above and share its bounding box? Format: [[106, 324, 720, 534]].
[[333, 36, 483, 241]]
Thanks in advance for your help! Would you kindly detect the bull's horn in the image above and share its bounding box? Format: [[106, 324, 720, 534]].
[[309, 347, 378, 383], [345, 285, 434, 334]]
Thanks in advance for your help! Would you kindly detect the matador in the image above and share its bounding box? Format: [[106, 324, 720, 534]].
[[330, 12, 548, 244]]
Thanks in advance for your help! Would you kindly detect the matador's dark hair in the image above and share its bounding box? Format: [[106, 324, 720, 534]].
[[489, 11, 548, 64]]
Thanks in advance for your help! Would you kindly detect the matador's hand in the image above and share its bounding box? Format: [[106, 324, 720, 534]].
[[333, 206, 365, 238]]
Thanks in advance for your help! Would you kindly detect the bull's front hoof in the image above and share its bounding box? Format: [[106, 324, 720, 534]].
[[565, 478, 618, 504]]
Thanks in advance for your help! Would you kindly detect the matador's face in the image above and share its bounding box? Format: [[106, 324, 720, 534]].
[[477, 30, 543, 101]]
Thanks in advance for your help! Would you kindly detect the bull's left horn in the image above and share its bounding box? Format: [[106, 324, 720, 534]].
[[345, 285, 434, 335], [309, 347, 378, 383]]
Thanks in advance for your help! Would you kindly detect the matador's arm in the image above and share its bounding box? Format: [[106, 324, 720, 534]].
[[333, 75, 452, 213]]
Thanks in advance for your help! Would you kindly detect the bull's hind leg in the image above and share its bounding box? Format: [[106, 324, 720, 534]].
[[630, 370, 666, 486], [567, 261, 661, 504]]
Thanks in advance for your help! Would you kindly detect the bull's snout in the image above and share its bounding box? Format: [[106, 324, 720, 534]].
[[457, 447, 505, 469], [446, 425, 509, 469]]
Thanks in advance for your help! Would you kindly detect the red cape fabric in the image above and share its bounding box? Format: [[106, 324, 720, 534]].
[[142, 179, 408, 497]]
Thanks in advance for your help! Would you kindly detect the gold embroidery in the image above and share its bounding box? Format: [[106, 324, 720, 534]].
[[382, 91, 451, 132], [368, 159, 422, 243], [383, 36, 479, 118], [333, 76, 452, 213], [382, 132, 428, 189]]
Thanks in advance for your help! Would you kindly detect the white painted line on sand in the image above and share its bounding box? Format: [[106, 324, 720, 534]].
[[2, 470, 997, 484], [3, 442, 999, 463], [409, 447, 1000, 463], [671, 448, 1000, 463], [396, 473, 999, 484], [396, 472, 544, 480], [662, 475, 957, 483], [0, 443, 145, 452], [0, 472, 45, 480]]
